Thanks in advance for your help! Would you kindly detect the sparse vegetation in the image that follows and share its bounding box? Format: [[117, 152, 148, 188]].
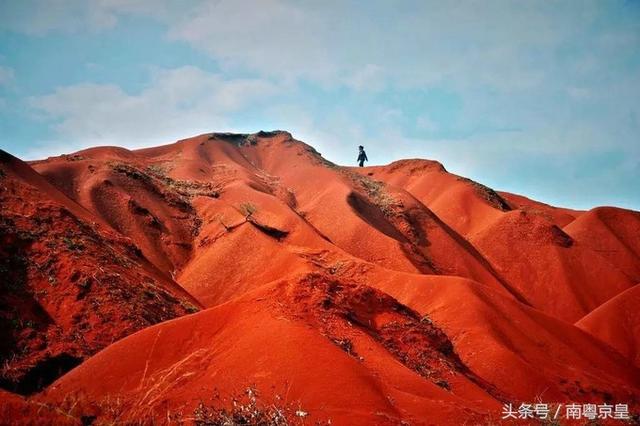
[[209, 131, 292, 147], [0, 386, 321, 425], [455, 176, 511, 211], [364, 181, 398, 216], [145, 164, 168, 176], [62, 154, 86, 161], [0, 177, 200, 397], [238, 202, 258, 218], [16, 229, 39, 241], [110, 161, 221, 200], [168, 179, 220, 199], [180, 301, 199, 314], [420, 315, 433, 325], [110, 162, 152, 182], [63, 236, 84, 252], [192, 216, 203, 237], [347, 172, 401, 217], [209, 132, 250, 145], [192, 387, 312, 426], [328, 260, 345, 275], [330, 337, 358, 358], [9, 318, 35, 330]]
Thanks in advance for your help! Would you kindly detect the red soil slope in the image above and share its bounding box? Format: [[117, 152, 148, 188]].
[[564, 207, 640, 283], [30, 146, 219, 276], [576, 285, 640, 368], [0, 389, 74, 425], [359, 159, 510, 237], [40, 274, 509, 425], [35, 272, 640, 424], [1, 131, 638, 424], [279, 250, 640, 404], [358, 160, 634, 322], [499, 191, 582, 227], [364, 271, 639, 403], [467, 209, 634, 322], [0, 150, 200, 395], [32, 133, 519, 306]]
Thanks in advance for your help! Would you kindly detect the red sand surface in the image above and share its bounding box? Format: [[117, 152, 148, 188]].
[[576, 285, 640, 368], [1, 132, 638, 425]]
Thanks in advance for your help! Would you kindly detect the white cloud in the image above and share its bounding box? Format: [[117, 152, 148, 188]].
[[156, 1, 607, 93], [0, 0, 199, 35], [0, 0, 572, 91], [2, 1, 635, 95], [167, 0, 339, 83], [0, 0, 117, 34], [28, 66, 277, 151], [345, 64, 385, 92]]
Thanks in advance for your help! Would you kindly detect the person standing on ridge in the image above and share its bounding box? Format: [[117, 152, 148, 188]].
[[357, 145, 368, 167]]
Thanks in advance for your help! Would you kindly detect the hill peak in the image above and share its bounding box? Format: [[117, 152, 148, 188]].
[[208, 130, 294, 146]]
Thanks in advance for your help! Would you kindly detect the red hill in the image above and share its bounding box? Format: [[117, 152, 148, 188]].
[[1, 132, 638, 424]]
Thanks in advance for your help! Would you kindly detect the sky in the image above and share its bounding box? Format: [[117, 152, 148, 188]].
[[0, 1, 638, 210]]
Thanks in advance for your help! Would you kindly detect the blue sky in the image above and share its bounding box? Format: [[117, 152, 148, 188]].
[[0, 1, 638, 210]]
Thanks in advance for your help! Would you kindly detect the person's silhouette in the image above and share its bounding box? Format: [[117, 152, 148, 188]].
[[357, 145, 368, 167]]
